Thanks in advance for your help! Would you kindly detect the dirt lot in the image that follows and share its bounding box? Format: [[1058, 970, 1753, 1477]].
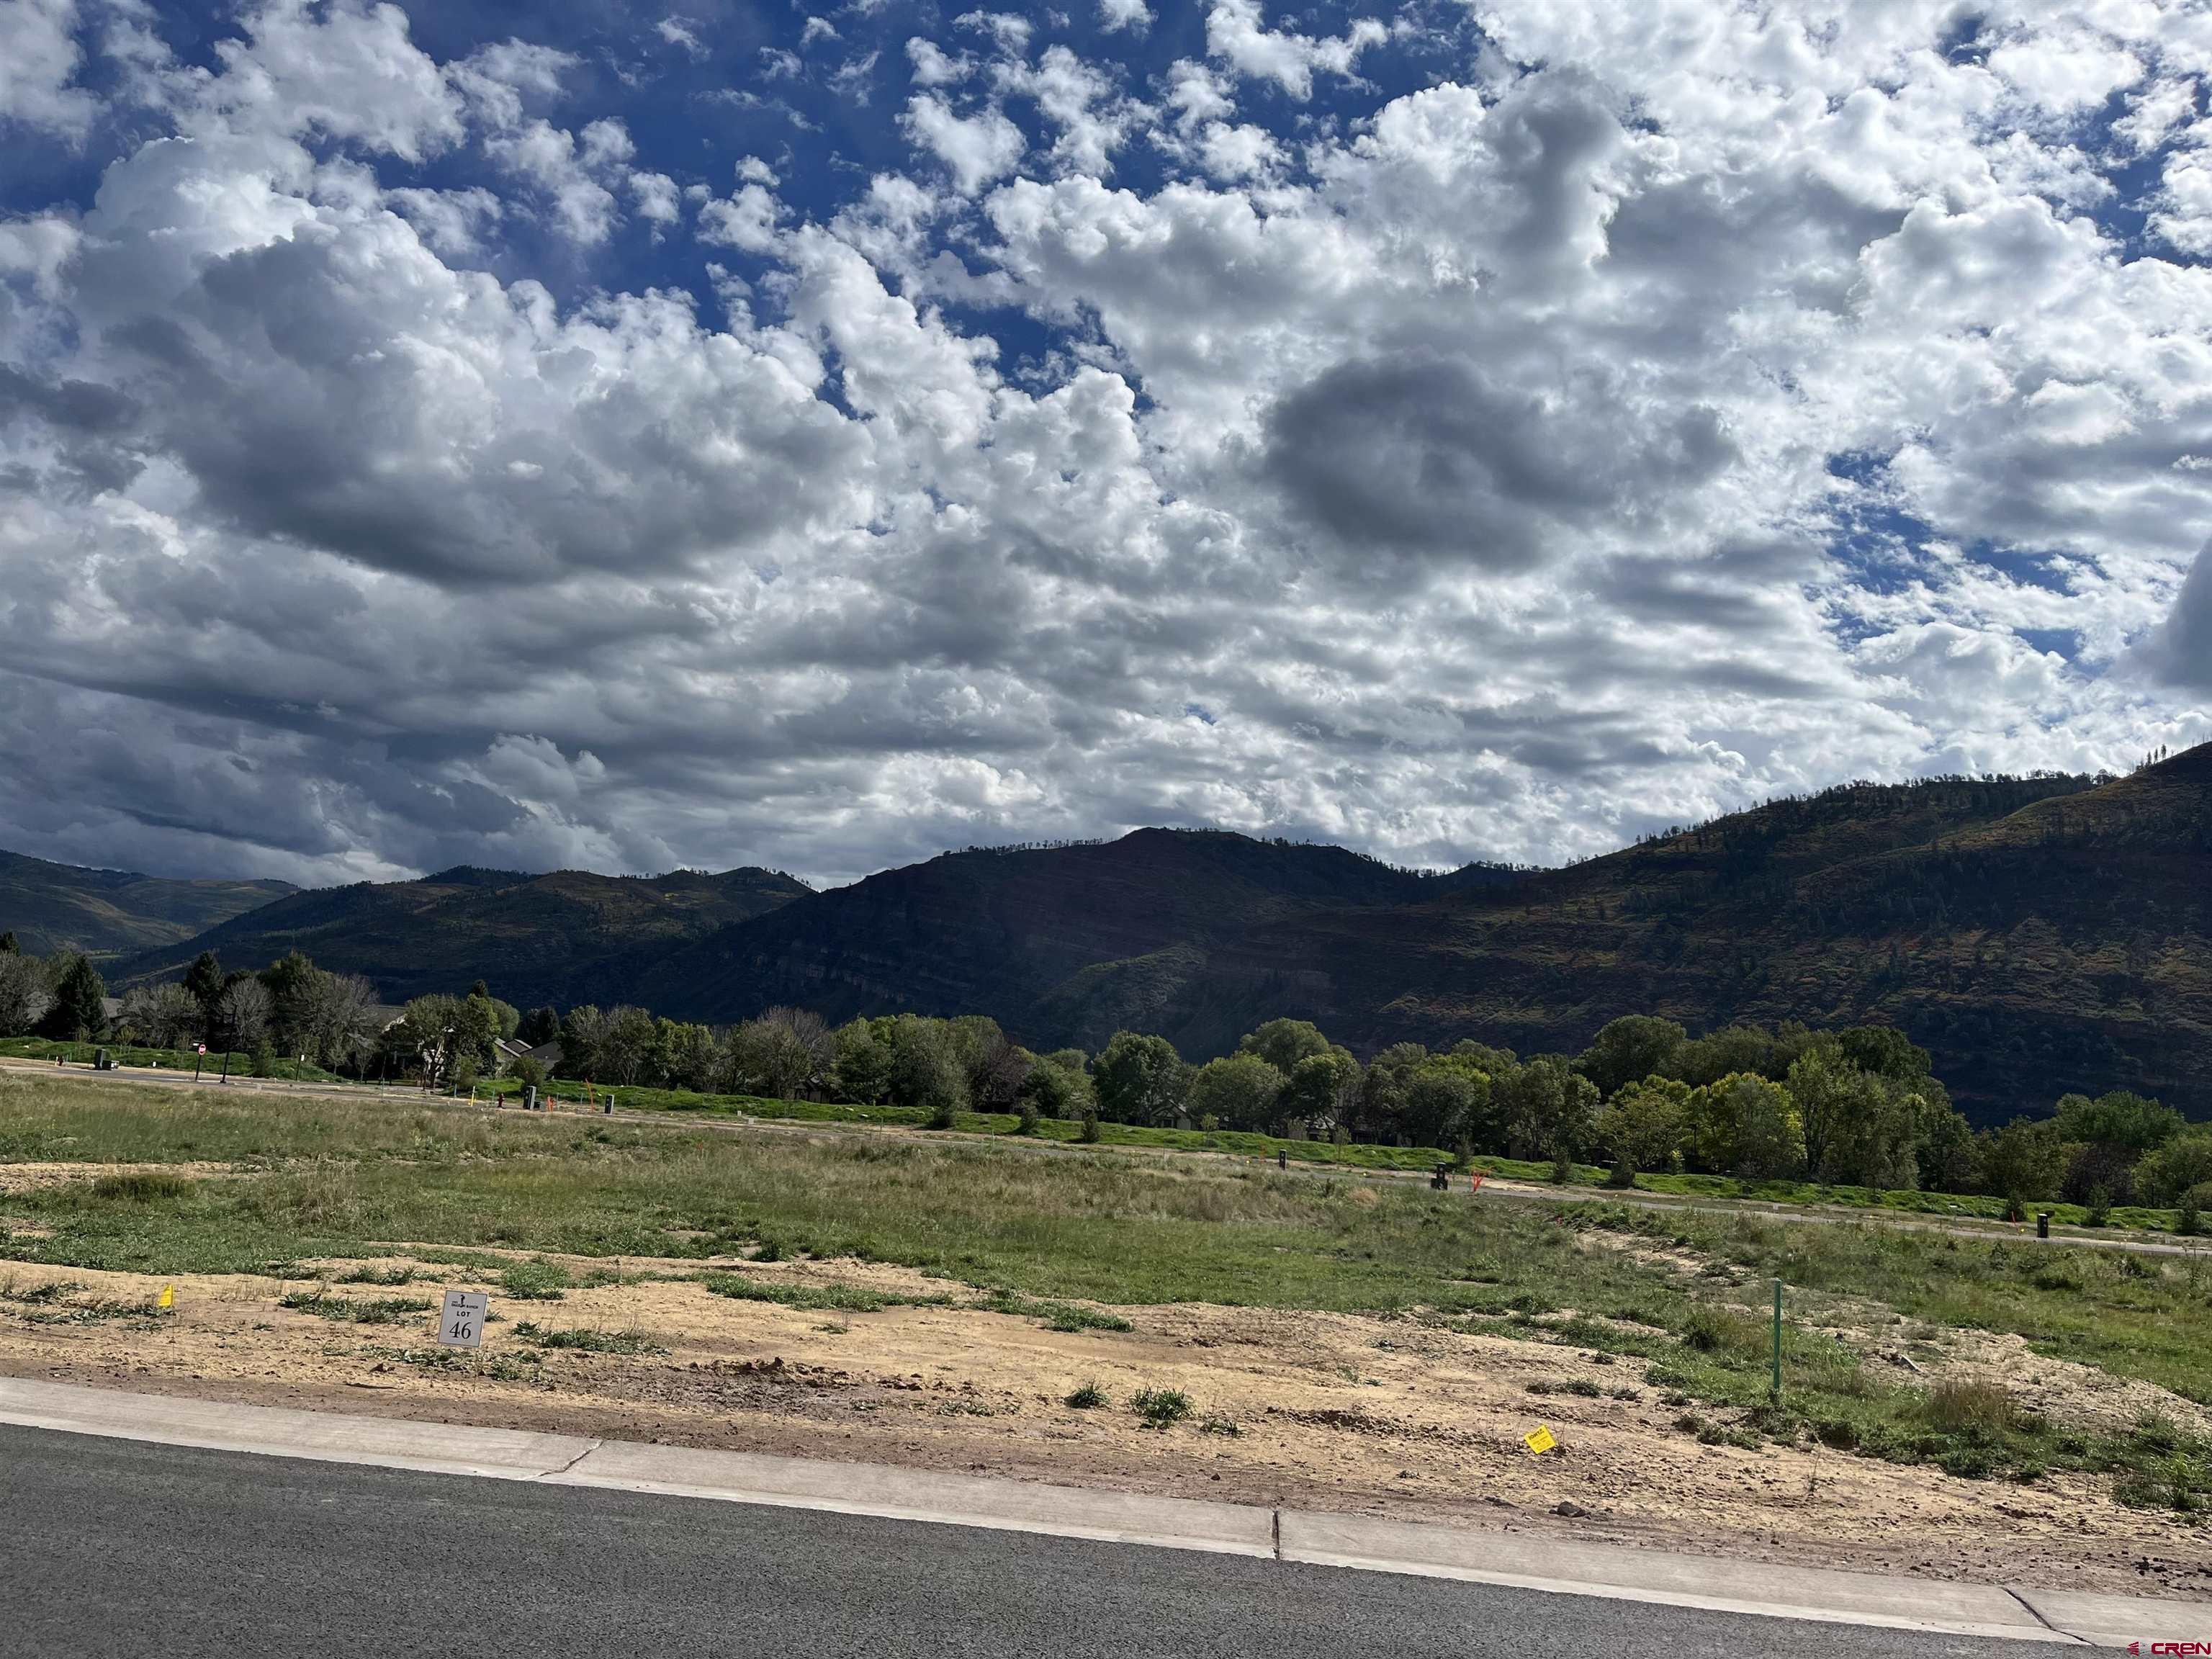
[[3, 1244, 2205, 1598]]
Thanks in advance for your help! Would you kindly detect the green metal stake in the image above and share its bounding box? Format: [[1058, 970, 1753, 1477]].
[[1770, 1277, 1784, 1400]]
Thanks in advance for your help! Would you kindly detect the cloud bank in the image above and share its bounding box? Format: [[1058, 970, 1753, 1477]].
[[1, 0, 2208, 888]]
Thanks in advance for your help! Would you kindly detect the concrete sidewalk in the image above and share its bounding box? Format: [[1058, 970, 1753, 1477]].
[[4, 1376, 2208, 1647]]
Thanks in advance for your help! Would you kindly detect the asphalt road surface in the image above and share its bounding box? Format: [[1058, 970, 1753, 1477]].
[[1, 1425, 2062, 1659]]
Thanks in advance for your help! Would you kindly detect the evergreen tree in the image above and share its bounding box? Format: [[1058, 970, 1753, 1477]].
[[182, 951, 225, 1023], [39, 954, 109, 1043]]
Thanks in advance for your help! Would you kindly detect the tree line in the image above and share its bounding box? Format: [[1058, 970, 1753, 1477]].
[[531, 998, 2209, 1217], [0, 938, 517, 1085], [8, 930, 2203, 1219]]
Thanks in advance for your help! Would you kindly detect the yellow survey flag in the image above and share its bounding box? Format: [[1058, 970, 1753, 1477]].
[[157, 1284, 174, 1310], [1523, 1424, 1556, 1455]]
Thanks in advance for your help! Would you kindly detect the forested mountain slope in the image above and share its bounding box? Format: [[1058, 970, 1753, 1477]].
[[111, 865, 812, 1009], [1208, 758, 2208, 1119]]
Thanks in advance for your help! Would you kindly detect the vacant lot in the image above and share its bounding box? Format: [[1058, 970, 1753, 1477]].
[[1, 1072, 2206, 1594]]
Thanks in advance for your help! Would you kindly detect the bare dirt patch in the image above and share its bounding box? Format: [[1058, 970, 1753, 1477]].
[[0, 1249, 2203, 1598]]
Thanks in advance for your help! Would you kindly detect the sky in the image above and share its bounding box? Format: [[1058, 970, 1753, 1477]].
[[1, 0, 2210, 891]]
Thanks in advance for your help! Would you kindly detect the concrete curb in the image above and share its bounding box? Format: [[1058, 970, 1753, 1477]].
[[6, 1376, 2209, 1647]]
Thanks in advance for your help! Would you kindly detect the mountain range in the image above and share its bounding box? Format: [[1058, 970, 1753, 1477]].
[[7, 742, 2209, 1120], [0, 850, 294, 957]]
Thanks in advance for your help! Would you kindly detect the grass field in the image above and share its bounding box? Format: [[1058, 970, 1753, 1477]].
[[13, 1044, 2183, 1233], [0, 1038, 341, 1083], [475, 1072, 2182, 1233], [2, 1071, 2206, 1513]]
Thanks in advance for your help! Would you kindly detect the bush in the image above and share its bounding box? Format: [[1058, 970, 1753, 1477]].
[[1012, 1098, 1041, 1136], [1078, 1107, 1101, 1144], [1605, 1157, 1635, 1190], [2084, 1184, 2113, 1228], [1065, 1380, 1107, 1409]]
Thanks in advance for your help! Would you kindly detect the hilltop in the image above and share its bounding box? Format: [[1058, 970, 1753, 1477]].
[[0, 850, 295, 957], [615, 828, 1506, 1044]]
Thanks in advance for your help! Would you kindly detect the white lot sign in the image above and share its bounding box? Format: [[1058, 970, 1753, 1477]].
[[437, 1290, 488, 1349]]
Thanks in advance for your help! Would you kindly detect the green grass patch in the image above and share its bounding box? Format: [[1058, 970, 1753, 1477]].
[[277, 1290, 436, 1325], [510, 1320, 664, 1354], [698, 1272, 953, 1313]]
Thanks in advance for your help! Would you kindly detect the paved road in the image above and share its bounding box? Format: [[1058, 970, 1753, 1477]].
[[0, 1426, 2059, 1658], [6, 1056, 2195, 1260]]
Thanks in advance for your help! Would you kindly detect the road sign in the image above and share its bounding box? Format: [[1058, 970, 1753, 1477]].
[[1523, 1424, 1557, 1455], [437, 1289, 488, 1349]]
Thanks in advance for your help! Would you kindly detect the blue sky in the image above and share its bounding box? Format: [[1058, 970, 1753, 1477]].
[[0, 0, 2208, 887]]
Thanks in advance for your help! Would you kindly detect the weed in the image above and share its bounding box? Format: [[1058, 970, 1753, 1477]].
[[1065, 1380, 1107, 1409], [91, 1172, 192, 1202], [279, 1290, 435, 1325], [499, 1260, 570, 1301], [701, 1272, 950, 1312], [337, 1264, 419, 1286], [1922, 1380, 2018, 1436], [978, 1287, 1133, 1332], [1200, 1416, 1241, 1437], [1680, 1305, 1768, 1357], [1, 1280, 81, 1304], [1132, 1388, 1193, 1429], [511, 1321, 664, 1355]]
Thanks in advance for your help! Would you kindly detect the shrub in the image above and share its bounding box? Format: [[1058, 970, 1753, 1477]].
[[1605, 1158, 1636, 1190], [1065, 1380, 1107, 1409], [1078, 1107, 1101, 1144], [1132, 1388, 1193, 1429], [2084, 1185, 2113, 1228], [1012, 1098, 1041, 1136]]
